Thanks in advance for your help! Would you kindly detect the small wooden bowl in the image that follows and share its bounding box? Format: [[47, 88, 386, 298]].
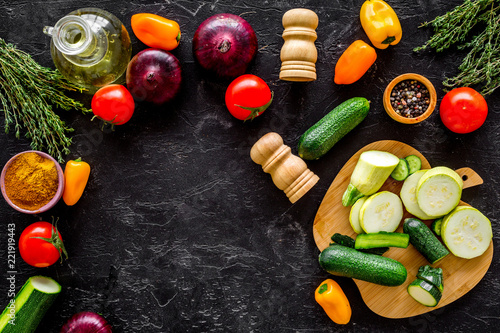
[[1, 151, 64, 214], [383, 73, 437, 124]]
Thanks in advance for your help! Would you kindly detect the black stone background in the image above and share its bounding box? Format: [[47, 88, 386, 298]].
[[0, 0, 499, 332]]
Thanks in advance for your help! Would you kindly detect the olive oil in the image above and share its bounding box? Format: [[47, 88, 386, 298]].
[[44, 8, 131, 93]]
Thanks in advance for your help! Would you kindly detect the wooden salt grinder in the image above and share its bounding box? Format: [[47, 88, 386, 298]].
[[250, 132, 319, 203], [279, 8, 318, 82]]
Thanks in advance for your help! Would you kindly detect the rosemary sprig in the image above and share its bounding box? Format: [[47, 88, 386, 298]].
[[414, 0, 500, 95], [0, 38, 91, 162]]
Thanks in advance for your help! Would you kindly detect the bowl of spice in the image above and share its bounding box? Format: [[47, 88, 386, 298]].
[[1, 151, 64, 214], [383, 73, 437, 124]]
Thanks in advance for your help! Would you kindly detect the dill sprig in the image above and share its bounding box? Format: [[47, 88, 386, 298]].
[[0, 38, 91, 162], [414, 0, 500, 95]]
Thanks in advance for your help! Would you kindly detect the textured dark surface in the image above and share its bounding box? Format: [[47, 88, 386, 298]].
[[0, 0, 499, 332]]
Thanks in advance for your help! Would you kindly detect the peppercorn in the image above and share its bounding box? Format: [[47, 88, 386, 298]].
[[390, 80, 430, 118]]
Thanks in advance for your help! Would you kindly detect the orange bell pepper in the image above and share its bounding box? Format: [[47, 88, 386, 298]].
[[334, 40, 377, 85], [63, 158, 91, 206], [315, 279, 351, 325], [131, 13, 181, 51]]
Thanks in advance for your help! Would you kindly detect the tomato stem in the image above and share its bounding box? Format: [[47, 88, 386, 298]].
[[236, 91, 274, 121], [30, 218, 68, 263]]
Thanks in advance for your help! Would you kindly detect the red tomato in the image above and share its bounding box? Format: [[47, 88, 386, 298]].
[[91, 85, 135, 125], [225, 74, 273, 121], [439, 87, 488, 133], [19, 221, 67, 268]]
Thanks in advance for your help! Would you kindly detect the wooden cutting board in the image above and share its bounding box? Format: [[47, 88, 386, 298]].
[[313, 140, 493, 319]]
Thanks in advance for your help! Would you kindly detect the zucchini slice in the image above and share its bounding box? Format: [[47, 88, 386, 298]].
[[403, 218, 449, 264], [431, 218, 443, 236], [359, 191, 403, 233], [349, 196, 368, 234], [390, 158, 410, 181], [354, 232, 409, 249], [416, 166, 463, 217], [0, 276, 61, 333], [400, 170, 439, 220], [417, 265, 444, 292], [407, 278, 442, 307], [405, 155, 422, 174], [441, 206, 492, 259]]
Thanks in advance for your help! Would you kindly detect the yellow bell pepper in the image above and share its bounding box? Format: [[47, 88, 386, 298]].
[[62, 158, 91, 206], [315, 279, 352, 325], [360, 0, 402, 49]]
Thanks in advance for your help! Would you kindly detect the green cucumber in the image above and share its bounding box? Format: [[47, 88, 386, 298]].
[[330, 233, 388, 255], [407, 278, 442, 307], [298, 97, 370, 160], [441, 206, 492, 259], [400, 170, 439, 220], [0, 276, 61, 333], [405, 155, 422, 174], [390, 158, 410, 181], [318, 245, 407, 286], [354, 232, 409, 249], [349, 196, 368, 234], [417, 265, 444, 292], [342, 150, 400, 206], [431, 218, 443, 236], [359, 191, 403, 233], [403, 218, 449, 264], [416, 166, 463, 217]]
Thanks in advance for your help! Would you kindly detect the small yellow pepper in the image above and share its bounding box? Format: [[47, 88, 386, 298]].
[[131, 13, 181, 51], [360, 0, 402, 49], [334, 40, 377, 85], [315, 279, 352, 325], [63, 158, 91, 206]]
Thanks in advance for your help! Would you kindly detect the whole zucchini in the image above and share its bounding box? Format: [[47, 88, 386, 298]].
[[319, 245, 407, 286], [298, 97, 370, 160]]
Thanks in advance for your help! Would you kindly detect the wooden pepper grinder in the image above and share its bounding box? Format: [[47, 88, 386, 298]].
[[279, 8, 318, 82], [250, 132, 319, 203]]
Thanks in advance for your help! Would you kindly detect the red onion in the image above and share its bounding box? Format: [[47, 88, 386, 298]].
[[126, 48, 182, 105], [193, 13, 258, 78], [60, 311, 112, 333]]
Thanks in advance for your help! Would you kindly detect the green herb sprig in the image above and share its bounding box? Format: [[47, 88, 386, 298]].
[[0, 38, 91, 162], [414, 0, 500, 95]]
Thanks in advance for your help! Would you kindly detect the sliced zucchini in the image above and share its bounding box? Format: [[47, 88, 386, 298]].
[[359, 191, 403, 233], [431, 218, 443, 236], [407, 278, 442, 307], [416, 166, 463, 217], [417, 265, 444, 292], [405, 155, 422, 174], [403, 218, 449, 264], [441, 206, 492, 259], [330, 233, 388, 256], [349, 196, 368, 234], [354, 232, 409, 249], [390, 158, 410, 181], [400, 170, 439, 220]]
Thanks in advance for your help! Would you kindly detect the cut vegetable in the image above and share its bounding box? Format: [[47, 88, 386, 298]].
[[349, 196, 368, 234], [355, 232, 409, 249], [390, 158, 410, 181], [441, 206, 492, 259], [405, 155, 422, 174], [400, 170, 438, 220], [431, 218, 443, 236], [407, 278, 442, 307], [417, 265, 444, 292], [416, 166, 463, 217], [0, 276, 61, 333], [330, 233, 388, 255], [342, 150, 400, 206], [359, 191, 403, 233], [403, 218, 449, 264], [319, 245, 407, 286]]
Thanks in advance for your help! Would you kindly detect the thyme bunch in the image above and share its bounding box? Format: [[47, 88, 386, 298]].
[[414, 0, 500, 95], [0, 38, 91, 162]]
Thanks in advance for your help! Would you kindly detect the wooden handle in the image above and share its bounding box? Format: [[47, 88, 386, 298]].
[[250, 132, 319, 203], [455, 167, 483, 189]]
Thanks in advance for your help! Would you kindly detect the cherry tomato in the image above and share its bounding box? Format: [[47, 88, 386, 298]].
[[225, 74, 273, 121], [439, 87, 488, 134], [19, 221, 68, 268], [91, 85, 135, 125]]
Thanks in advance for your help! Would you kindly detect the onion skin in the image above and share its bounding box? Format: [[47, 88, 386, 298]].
[[60, 312, 112, 333], [126, 48, 182, 105], [193, 13, 258, 78]]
